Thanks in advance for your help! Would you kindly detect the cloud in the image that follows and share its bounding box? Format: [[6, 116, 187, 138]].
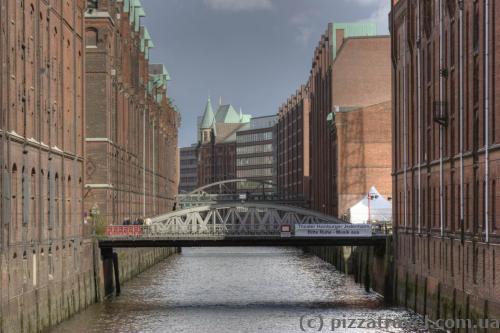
[[348, 0, 380, 6], [344, 0, 390, 34], [289, 10, 320, 45], [296, 26, 313, 45], [203, 0, 272, 11], [368, 1, 390, 34]]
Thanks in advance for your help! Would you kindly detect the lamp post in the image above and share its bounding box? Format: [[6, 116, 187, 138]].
[[367, 192, 379, 223]]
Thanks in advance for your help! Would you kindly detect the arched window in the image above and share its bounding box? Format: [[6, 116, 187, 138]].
[[47, 172, 52, 230], [11, 164, 18, 228], [492, 180, 497, 231], [55, 173, 60, 227], [30, 168, 37, 230], [85, 28, 98, 48], [22, 167, 28, 226], [67, 175, 72, 232]]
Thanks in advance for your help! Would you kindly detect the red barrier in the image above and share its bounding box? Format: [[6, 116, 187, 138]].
[[105, 225, 143, 237]]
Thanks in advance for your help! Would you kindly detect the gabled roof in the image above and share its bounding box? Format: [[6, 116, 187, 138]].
[[215, 105, 241, 124], [200, 97, 215, 129]]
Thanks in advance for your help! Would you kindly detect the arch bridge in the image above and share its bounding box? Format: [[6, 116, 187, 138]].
[[99, 202, 388, 248], [176, 179, 309, 209]]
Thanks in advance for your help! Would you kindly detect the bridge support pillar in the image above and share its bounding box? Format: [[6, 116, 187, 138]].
[[101, 247, 114, 296], [363, 247, 371, 293], [113, 252, 121, 296], [101, 247, 121, 296]]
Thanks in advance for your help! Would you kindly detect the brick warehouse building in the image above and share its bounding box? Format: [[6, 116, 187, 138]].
[[197, 97, 251, 191], [391, 0, 500, 321], [85, 1, 179, 224], [330, 35, 392, 219], [0, 0, 180, 331], [277, 85, 311, 201], [306, 22, 392, 219], [0, 0, 92, 332]]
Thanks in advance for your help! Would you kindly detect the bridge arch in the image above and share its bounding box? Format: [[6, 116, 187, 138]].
[[188, 179, 276, 195], [150, 202, 345, 236]]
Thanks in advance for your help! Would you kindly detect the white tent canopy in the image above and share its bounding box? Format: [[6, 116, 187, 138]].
[[348, 186, 392, 224]]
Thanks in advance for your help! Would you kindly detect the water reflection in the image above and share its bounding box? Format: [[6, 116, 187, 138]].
[[49, 247, 426, 333]]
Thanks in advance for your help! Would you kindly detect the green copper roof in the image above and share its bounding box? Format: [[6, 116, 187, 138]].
[[200, 97, 215, 129], [331, 22, 377, 59], [148, 64, 172, 103], [133, 0, 146, 32], [240, 114, 252, 123], [215, 105, 241, 123]]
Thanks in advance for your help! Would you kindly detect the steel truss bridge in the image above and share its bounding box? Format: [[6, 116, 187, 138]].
[[99, 202, 387, 247]]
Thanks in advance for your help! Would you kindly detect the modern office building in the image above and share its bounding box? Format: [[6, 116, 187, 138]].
[[179, 145, 198, 193], [236, 115, 278, 193], [391, 0, 500, 321]]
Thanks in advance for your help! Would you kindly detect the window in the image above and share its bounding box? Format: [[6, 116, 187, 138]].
[[87, 0, 98, 9], [30, 168, 36, 229], [55, 173, 60, 227], [11, 165, 18, 227], [492, 180, 497, 231], [2, 168, 11, 226], [236, 144, 273, 155], [473, 2, 479, 54], [85, 28, 98, 48], [67, 176, 72, 232], [22, 168, 28, 226], [48, 172, 53, 230]]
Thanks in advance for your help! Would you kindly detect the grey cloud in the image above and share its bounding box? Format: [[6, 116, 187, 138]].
[[203, 0, 273, 11]]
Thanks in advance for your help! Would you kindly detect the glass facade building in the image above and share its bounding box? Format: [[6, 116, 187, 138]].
[[235, 115, 277, 193]]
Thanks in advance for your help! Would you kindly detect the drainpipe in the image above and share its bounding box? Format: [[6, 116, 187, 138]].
[[484, 0, 490, 242], [459, 0, 465, 243], [403, 15, 408, 229], [417, 0, 422, 234], [143, 107, 146, 217], [439, 0, 444, 237], [152, 117, 156, 215]]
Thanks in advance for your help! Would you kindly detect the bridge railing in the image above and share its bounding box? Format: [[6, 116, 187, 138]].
[[176, 193, 307, 206], [102, 222, 391, 240]]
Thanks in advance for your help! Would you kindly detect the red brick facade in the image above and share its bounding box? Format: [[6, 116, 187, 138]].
[[0, 1, 91, 331], [392, 0, 500, 320], [277, 85, 310, 200], [197, 142, 237, 190], [336, 102, 393, 218], [309, 25, 337, 216], [84, 2, 179, 224], [308, 26, 392, 218], [0, 1, 179, 331]]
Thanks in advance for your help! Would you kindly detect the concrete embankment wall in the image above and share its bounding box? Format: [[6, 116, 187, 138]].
[[305, 240, 394, 303], [308, 237, 500, 327], [0, 243, 177, 333]]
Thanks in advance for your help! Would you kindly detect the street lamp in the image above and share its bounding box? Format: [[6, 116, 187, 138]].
[[367, 192, 379, 223]]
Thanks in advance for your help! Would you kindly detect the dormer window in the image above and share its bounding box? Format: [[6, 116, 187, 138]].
[[87, 0, 98, 10]]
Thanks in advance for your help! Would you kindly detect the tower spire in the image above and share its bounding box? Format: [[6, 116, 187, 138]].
[[200, 96, 215, 129]]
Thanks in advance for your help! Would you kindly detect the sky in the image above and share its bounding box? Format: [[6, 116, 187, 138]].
[[141, 0, 391, 147]]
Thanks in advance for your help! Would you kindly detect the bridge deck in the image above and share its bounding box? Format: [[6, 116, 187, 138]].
[[98, 235, 388, 248]]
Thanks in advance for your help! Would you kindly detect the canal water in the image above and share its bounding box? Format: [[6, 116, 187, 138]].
[[50, 247, 427, 333]]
